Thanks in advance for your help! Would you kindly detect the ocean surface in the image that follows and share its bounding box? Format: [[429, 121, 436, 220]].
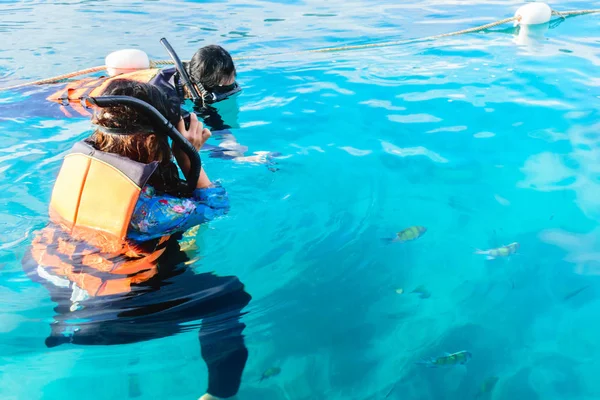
[[1, 0, 600, 399]]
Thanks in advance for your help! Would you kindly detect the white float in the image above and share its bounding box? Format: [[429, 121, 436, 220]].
[[105, 49, 150, 77], [514, 2, 553, 26]]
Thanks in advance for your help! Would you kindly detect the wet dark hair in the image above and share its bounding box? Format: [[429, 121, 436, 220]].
[[89, 79, 188, 196], [92, 79, 175, 136], [187, 45, 236, 90]]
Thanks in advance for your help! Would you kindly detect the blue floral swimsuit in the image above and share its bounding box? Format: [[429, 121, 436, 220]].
[[128, 184, 229, 241]]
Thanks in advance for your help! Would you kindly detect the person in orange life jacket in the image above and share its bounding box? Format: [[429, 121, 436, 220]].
[[34, 45, 239, 122], [21, 79, 251, 400], [0, 44, 235, 136], [103, 43, 268, 165], [3, 44, 265, 165]]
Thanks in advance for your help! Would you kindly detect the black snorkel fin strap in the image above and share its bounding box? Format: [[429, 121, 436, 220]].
[[82, 95, 201, 194], [159, 38, 203, 103]]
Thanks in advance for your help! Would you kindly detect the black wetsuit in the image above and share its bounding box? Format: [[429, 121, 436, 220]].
[[22, 233, 251, 398]]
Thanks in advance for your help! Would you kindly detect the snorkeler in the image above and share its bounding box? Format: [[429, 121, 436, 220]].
[[45, 41, 240, 120], [1, 43, 236, 119], [22, 79, 251, 400]]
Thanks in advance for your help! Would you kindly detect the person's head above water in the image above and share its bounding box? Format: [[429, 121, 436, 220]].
[[186, 45, 240, 104], [88, 78, 212, 195], [90, 79, 174, 165], [188, 45, 236, 89]]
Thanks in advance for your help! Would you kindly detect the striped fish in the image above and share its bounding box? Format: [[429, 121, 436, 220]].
[[386, 226, 427, 243], [259, 367, 281, 382], [475, 242, 519, 260], [416, 350, 472, 368]]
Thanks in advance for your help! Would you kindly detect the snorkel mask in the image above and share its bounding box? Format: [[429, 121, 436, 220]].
[[202, 81, 241, 104], [160, 38, 241, 107]]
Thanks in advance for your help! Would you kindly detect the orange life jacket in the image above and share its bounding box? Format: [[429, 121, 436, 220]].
[[46, 69, 161, 118], [30, 141, 170, 297]]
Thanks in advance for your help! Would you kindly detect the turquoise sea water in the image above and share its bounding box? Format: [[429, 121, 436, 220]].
[[2, 0, 600, 399]]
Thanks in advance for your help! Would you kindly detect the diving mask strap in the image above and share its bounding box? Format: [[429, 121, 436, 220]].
[[92, 125, 155, 136], [82, 99, 155, 135]]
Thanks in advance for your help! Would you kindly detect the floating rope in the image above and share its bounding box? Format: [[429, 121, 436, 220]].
[[0, 65, 106, 90], [0, 60, 170, 91], [149, 59, 176, 66], [233, 16, 519, 60], [2, 8, 600, 91], [558, 9, 600, 16]]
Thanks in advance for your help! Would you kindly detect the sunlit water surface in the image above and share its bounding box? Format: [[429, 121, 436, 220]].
[[1, 0, 600, 399]]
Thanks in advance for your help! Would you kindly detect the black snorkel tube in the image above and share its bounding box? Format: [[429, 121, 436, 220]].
[[160, 37, 242, 107], [160, 38, 202, 103], [82, 95, 201, 194]]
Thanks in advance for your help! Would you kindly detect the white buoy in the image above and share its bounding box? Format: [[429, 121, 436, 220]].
[[514, 3, 552, 26], [105, 49, 150, 77]]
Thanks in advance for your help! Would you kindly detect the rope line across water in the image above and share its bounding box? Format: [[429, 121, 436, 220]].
[[2, 8, 600, 91]]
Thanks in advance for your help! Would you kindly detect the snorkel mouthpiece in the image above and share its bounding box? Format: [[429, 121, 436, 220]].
[[82, 95, 201, 193]]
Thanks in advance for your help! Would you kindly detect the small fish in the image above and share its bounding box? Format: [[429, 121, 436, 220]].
[[475, 376, 499, 398], [410, 285, 431, 299], [395, 288, 404, 295], [259, 367, 281, 382], [475, 242, 519, 260], [385, 226, 427, 243], [179, 240, 198, 252], [416, 350, 472, 368], [563, 285, 590, 301], [180, 225, 200, 252]]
